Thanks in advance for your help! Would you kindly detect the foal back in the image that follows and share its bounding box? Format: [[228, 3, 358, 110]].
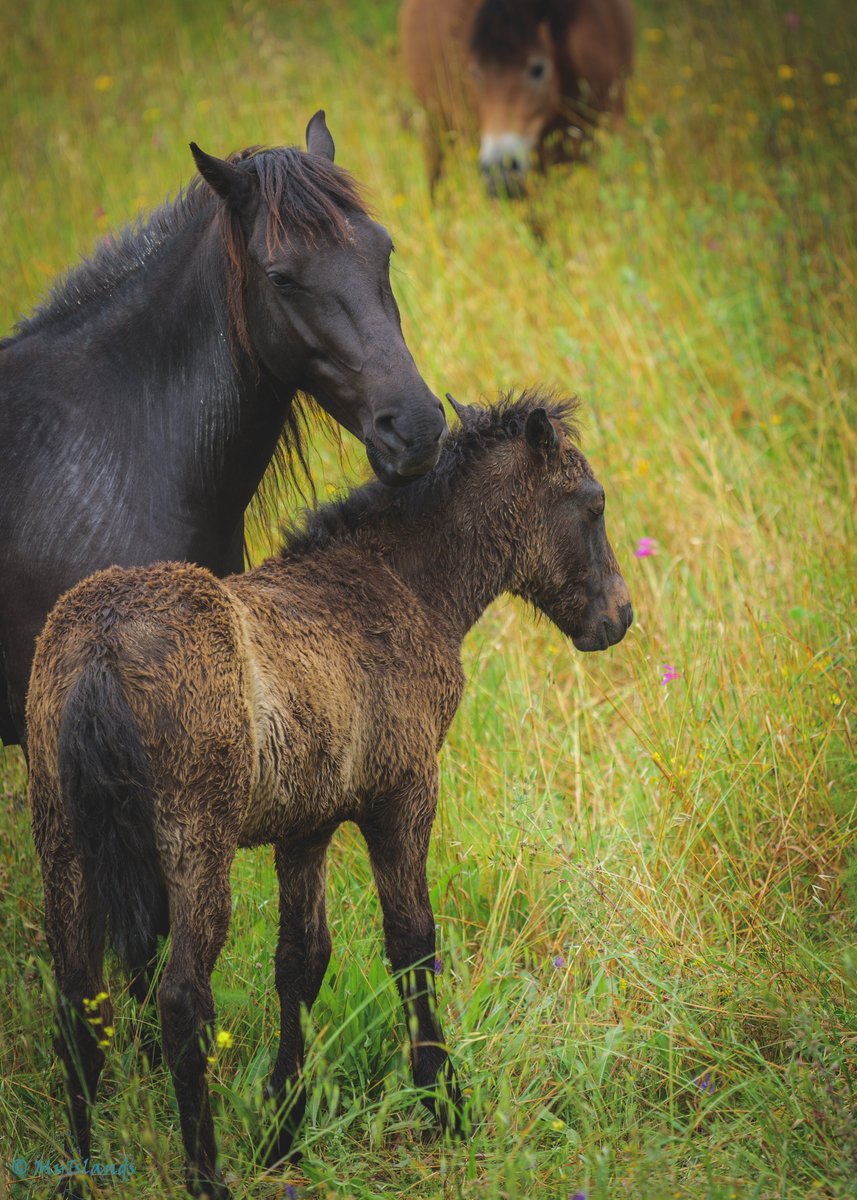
[[30, 552, 459, 867]]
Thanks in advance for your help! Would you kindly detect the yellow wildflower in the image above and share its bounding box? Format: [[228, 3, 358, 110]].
[[778, 65, 795, 80], [215, 1029, 234, 1049], [644, 28, 664, 44], [94, 75, 113, 92], [823, 72, 842, 86], [778, 94, 796, 110]]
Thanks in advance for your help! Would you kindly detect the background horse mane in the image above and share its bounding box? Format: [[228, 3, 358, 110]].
[[470, 0, 564, 64], [281, 388, 582, 559]]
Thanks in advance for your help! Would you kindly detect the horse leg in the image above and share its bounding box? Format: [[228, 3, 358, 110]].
[[127, 899, 170, 1068], [263, 833, 333, 1167], [158, 864, 232, 1200], [42, 844, 110, 1197], [360, 785, 462, 1134]]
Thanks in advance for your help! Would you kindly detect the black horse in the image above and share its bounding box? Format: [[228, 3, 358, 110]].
[[0, 112, 446, 746]]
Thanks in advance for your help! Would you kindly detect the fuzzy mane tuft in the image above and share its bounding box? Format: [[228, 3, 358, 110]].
[[280, 388, 581, 559]]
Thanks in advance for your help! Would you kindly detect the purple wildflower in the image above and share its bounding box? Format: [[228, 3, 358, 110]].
[[635, 537, 657, 558], [694, 1071, 715, 1093], [571, 1193, 588, 1200], [553, 955, 565, 969], [660, 664, 679, 685], [433, 957, 443, 976], [283, 1186, 297, 1200], [784, 11, 800, 29]]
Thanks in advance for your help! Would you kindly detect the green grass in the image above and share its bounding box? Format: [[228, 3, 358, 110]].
[[1, 0, 855, 1196]]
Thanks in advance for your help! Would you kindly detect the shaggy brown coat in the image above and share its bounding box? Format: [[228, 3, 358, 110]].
[[27, 390, 632, 1199]]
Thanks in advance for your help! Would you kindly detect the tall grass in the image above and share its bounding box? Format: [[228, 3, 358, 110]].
[[1, 1, 854, 1196]]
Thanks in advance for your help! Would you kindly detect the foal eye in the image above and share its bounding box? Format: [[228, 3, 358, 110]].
[[588, 495, 606, 518], [529, 59, 548, 82]]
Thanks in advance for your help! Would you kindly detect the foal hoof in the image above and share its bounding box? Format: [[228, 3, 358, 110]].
[[58, 1179, 87, 1200], [187, 1171, 231, 1200], [262, 1131, 302, 1170]]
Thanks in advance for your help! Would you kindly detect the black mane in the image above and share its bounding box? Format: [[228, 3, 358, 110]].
[[281, 388, 581, 559], [3, 145, 368, 345], [470, 0, 564, 66]]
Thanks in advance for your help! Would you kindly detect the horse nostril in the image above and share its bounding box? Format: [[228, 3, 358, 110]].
[[621, 602, 634, 630], [374, 415, 406, 452]]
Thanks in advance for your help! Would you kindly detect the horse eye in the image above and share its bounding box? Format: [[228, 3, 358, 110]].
[[588, 495, 605, 518], [529, 59, 548, 82], [268, 271, 298, 291]]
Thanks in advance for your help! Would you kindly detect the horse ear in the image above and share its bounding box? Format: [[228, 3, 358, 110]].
[[525, 408, 559, 459], [189, 143, 254, 210], [445, 392, 477, 427], [306, 110, 336, 162]]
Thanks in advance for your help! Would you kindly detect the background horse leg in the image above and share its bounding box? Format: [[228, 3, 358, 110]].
[[41, 843, 110, 1197], [360, 785, 462, 1133], [158, 860, 232, 1200], [263, 832, 333, 1166]]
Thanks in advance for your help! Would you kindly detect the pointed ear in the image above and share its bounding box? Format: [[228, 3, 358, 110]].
[[525, 408, 559, 459], [306, 110, 335, 162], [189, 142, 254, 210], [445, 392, 478, 428]]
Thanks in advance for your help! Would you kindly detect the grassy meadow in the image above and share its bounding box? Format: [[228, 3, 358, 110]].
[[1, 0, 855, 1196]]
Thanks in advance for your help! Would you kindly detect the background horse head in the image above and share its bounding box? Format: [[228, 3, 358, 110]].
[[0, 112, 446, 746], [400, 0, 635, 194]]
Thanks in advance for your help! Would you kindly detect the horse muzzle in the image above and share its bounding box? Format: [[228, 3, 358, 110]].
[[572, 600, 633, 653]]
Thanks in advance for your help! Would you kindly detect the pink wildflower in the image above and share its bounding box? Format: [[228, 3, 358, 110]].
[[784, 11, 800, 29], [661, 665, 680, 685], [635, 537, 657, 558]]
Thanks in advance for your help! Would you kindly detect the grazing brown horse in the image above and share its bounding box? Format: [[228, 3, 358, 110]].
[[27, 390, 632, 1199], [400, 0, 635, 193]]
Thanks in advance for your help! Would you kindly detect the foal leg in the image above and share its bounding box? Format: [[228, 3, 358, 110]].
[[263, 833, 333, 1166], [158, 865, 233, 1200], [42, 844, 110, 1195], [127, 898, 170, 1067], [360, 787, 462, 1133]]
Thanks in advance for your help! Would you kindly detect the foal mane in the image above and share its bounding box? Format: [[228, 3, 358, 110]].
[[280, 389, 582, 560]]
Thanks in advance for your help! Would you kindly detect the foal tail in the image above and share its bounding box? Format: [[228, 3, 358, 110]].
[[58, 656, 167, 975]]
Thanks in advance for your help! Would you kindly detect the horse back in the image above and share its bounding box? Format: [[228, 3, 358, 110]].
[[28, 561, 256, 858], [565, 0, 635, 113], [400, 0, 482, 124]]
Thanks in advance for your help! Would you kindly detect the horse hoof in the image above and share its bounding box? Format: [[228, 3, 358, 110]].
[[186, 1171, 231, 1200]]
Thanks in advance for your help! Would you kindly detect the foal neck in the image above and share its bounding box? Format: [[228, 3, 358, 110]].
[[372, 461, 521, 643]]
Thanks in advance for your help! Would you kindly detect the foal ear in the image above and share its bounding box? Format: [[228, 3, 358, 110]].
[[306, 110, 336, 162], [525, 408, 560, 459], [189, 143, 254, 211], [444, 391, 477, 429]]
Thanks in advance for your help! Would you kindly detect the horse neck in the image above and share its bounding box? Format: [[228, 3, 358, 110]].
[[78, 217, 296, 562], [372, 468, 520, 643]]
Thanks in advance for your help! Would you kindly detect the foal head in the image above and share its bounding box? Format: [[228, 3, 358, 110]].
[[191, 112, 446, 484], [452, 392, 633, 651]]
